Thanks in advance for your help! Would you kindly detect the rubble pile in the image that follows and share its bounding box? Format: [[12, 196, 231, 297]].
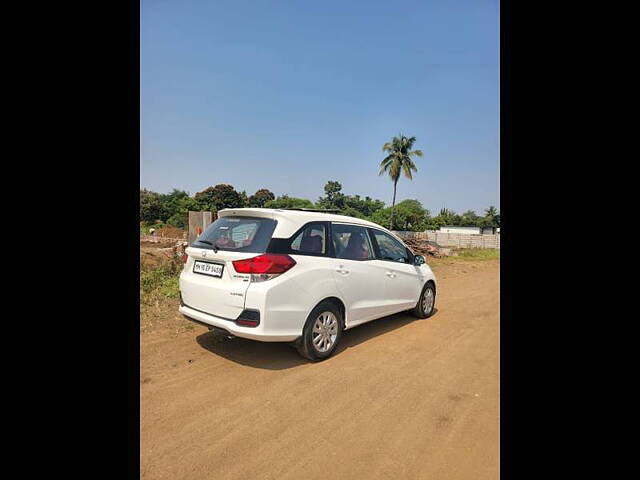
[[172, 241, 188, 258], [155, 226, 187, 239], [403, 237, 451, 258]]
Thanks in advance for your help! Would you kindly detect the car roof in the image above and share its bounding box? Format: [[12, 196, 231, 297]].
[[217, 207, 396, 239]]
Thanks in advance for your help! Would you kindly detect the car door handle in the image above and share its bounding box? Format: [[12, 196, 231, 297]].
[[336, 266, 349, 275], [386, 271, 396, 278]]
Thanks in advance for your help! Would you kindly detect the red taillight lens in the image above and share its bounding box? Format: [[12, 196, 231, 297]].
[[232, 254, 296, 274], [182, 253, 188, 264], [236, 318, 259, 327]]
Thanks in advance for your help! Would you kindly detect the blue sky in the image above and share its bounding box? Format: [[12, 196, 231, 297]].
[[141, 0, 499, 214]]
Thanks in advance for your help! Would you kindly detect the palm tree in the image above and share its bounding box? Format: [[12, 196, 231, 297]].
[[484, 206, 499, 229], [379, 134, 423, 229], [485, 206, 498, 217]]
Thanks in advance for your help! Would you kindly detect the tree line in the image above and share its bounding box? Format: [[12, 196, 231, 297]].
[[141, 133, 498, 232], [140, 181, 499, 232]]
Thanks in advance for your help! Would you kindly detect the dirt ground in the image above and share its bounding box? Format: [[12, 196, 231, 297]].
[[140, 257, 500, 480]]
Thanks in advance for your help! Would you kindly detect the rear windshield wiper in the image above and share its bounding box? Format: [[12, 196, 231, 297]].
[[195, 239, 219, 252]]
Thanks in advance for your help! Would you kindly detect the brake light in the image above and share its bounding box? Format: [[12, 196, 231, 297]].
[[182, 253, 188, 264], [232, 254, 296, 274], [236, 318, 259, 327]]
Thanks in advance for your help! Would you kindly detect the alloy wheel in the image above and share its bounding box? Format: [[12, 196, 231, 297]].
[[422, 287, 434, 314], [312, 311, 339, 353]]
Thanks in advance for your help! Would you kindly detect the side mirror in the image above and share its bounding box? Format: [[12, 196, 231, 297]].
[[414, 255, 426, 266]]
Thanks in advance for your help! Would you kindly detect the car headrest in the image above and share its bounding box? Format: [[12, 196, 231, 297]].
[[300, 235, 323, 253]]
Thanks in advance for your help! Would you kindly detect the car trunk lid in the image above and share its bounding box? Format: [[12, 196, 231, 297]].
[[181, 247, 254, 319]]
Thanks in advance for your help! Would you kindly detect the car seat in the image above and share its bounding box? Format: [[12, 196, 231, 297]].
[[300, 235, 323, 254]]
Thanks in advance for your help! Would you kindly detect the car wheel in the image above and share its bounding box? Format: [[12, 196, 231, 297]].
[[413, 282, 436, 318], [296, 301, 343, 361]]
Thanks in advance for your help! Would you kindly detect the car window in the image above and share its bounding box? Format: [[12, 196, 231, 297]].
[[193, 217, 276, 253], [371, 230, 409, 263], [331, 224, 373, 260], [291, 224, 326, 255]]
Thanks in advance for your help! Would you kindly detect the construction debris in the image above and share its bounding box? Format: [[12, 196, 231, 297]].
[[156, 226, 187, 239], [403, 237, 451, 258], [173, 241, 188, 258]]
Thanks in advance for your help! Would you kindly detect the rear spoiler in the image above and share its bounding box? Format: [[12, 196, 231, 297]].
[[280, 208, 341, 213]]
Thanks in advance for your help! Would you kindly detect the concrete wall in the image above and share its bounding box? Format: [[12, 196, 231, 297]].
[[188, 211, 214, 245], [394, 230, 501, 249]]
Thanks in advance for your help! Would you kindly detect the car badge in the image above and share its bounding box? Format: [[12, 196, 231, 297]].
[[202, 250, 207, 257]]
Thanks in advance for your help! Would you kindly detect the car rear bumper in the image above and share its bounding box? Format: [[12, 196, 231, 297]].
[[179, 304, 299, 342]]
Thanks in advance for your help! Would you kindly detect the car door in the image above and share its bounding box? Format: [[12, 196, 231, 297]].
[[369, 228, 423, 313], [329, 223, 394, 327]]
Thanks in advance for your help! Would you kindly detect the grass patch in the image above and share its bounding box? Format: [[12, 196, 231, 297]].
[[453, 248, 500, 260], [139, 253, 205, 334], [140, 256, 182, 306], [427, 248, 499, 270]]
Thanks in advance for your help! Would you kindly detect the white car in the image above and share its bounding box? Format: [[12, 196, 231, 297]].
[[179, 208, 437, 361]]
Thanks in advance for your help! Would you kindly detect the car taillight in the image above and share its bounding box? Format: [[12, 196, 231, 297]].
[[182, 253, 188, 264], [236, 309, 260, 327], [232, 254, 296, 281]]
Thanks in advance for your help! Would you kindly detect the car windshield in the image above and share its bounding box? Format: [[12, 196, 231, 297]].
[[192, 216, 277, 253]]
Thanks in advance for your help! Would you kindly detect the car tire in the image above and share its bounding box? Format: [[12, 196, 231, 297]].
[[413, 282, 436, 318], [296, 301, 343, 362]]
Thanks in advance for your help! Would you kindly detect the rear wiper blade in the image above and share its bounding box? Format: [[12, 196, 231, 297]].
[[195, 239, 218, 252]]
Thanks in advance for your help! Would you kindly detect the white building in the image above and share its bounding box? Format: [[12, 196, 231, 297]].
[[438, 226, 482, 235]]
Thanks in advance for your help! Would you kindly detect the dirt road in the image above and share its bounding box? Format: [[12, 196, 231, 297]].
[[140, 259, 499, 480]]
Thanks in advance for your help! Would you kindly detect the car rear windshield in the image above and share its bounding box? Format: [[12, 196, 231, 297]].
[[192, 216, 277, 253]]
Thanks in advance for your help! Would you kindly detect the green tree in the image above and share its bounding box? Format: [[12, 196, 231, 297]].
[[165, 194, 199, 228], [476, 216, 492, 229], [432, 207, 461, 227], [485, 206, 498, 217], [460, 210, 479, 226], [166, 212, 187, 229], [483, 206, 500, 228], [248, 188, 275, 208], [140, 189, 164, 223], [398, 200, 429, 230], [239, 190, 249, 207], [343, 195, 385, 218], [371, 199, 428, 231], [160, 189, 191, 221], [340, 206, 367, 219], [317, 180, 345, 211], [317, 180, 386, 218], [424, 215, 447, 230], [264, 195, 315, 209], [323, 181, 343, 203], [379, 135, 423, 229], [194, 184, 246, 212]]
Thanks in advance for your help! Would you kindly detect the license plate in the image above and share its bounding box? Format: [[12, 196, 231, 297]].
[[193, 261, 224, 278]]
